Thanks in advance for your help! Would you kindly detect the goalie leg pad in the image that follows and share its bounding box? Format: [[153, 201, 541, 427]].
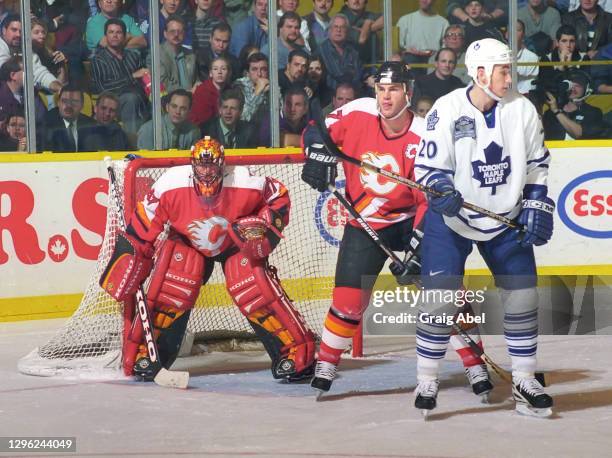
[[100, 231, 154, 302], [224, 253, 316, 380], [147, 239, 206, 310], [122, 240, 207, 377]]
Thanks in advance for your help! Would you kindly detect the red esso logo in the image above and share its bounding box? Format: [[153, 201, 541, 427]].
[[573, 189, 612, 217], [558, 171, 612, 239]]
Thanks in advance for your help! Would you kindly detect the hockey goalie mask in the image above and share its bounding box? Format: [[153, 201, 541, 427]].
[[191, 136, 225, 199]]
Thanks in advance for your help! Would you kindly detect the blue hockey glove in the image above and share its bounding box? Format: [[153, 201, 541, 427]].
[[515, 197, 555, 247], [428, 173, 463, 217]]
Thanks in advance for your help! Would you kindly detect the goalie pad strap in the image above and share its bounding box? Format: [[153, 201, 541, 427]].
[[100, 232, 154, 302], [224, 253, 315, 376], [147, 239, 206, 311]]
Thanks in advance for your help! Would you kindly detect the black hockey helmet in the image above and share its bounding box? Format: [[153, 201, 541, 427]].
[[374, 61, 410, 85]]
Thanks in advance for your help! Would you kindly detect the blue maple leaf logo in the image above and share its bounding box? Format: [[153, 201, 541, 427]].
[[471, 142, 511, 195]]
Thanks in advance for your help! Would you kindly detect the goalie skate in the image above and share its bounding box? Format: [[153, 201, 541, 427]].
[[311, 360, 337, 400], [513, 376, 553, 418], [465, 364, 493, 403], [414, 379, 439, 419]]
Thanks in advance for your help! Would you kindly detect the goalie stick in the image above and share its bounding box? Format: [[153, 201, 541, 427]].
[[315, 122, 524, 231], [104, 156, 189, 389]]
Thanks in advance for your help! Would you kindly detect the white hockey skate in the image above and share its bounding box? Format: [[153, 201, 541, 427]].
[[414, 379, 439, 419], [465, 364, 493, 403], [512, 375, 553, 418], [311, 360, 337, 401]]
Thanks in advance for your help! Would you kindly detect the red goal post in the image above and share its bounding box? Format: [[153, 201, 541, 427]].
[[18, 151, 363, 378]]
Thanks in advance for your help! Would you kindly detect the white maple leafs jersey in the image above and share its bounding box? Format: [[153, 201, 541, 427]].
[[414, 87, 550, 241]]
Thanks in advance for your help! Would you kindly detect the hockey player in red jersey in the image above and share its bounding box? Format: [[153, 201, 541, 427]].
[[100, 136, 316, 382], [301, 61, 493, 397]]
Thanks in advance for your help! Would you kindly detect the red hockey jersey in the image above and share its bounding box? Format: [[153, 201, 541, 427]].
[[130, 165, 290, 257], [325, 97, 427, 230]]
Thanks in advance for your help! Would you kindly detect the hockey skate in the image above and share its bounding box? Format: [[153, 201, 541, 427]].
[[414, 379, 439, 419], [512, 375, 553, 418], [311, 360, 337, 400], [465, 364, 493, 403]]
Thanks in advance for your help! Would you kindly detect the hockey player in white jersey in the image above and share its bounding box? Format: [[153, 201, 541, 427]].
[[413, 38, 554, 418]]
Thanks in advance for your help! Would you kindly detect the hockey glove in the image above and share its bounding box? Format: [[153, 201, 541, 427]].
[[229, 216, 278, 260], [390, 253, 422, 286], [427, 173, 463, 217], [301, 143, 337, 192], [389, 229, 423, 286], [100, 231, 154, 301], [515, 197, 555, 247]]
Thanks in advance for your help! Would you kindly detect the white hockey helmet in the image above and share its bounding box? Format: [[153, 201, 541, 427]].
[[465, 38, 513, 86]]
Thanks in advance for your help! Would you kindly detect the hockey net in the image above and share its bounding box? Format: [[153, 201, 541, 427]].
[[18, 153, 350, 377]]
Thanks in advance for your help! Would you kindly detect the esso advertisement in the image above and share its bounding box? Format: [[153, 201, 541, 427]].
[[315, 179, 349, 247], [558, 171, 612, 239], [0, 161, 108, 297]]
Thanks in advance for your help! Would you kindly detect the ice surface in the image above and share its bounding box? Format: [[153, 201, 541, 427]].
[[1, 319, 612, 458]]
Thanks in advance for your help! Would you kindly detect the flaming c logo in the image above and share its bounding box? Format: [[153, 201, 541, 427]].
[[359, 152, 400, 195]]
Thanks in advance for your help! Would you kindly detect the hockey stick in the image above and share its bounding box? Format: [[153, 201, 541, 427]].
[[104, 157, 189, 389], [315, 123, 523, 231], [326, 182, 535, 386], [452, 323, 546, 386], [328, 185, 406, 268]]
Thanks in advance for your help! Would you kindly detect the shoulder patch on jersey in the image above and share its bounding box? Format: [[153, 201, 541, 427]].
[[471, 142, 512, 195], [426, 110, 439, 131], [453, 116, 476, 140], [405, 143, 419, 159]]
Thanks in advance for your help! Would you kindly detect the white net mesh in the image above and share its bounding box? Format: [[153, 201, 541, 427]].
[[18, 155, 344, 377]]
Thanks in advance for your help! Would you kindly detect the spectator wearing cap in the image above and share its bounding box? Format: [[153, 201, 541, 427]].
[[461, 0, 505, 45], [397, 0, 449, 77], [542, 70, 607, 139]]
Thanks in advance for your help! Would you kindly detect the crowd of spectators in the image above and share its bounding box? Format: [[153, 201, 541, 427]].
[[0, 0, 610, 152]]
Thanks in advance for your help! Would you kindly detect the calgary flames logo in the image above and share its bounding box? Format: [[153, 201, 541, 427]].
[[359, 152, 400, 195], [187, 216, 229, 256]]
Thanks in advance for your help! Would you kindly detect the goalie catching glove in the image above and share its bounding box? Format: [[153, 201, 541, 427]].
[[302, 143, 337, 192], [100, 231, 154, 301], [229, 207, 285, 260], [389, 228, 423, 286]]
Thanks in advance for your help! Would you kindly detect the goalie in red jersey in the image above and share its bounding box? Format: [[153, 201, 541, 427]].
[[301, 61, 493, 397], [100, 136, 315, 382]]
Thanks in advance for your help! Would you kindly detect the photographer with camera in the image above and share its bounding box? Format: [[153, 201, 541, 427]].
[[542, 70, 606, 139]]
